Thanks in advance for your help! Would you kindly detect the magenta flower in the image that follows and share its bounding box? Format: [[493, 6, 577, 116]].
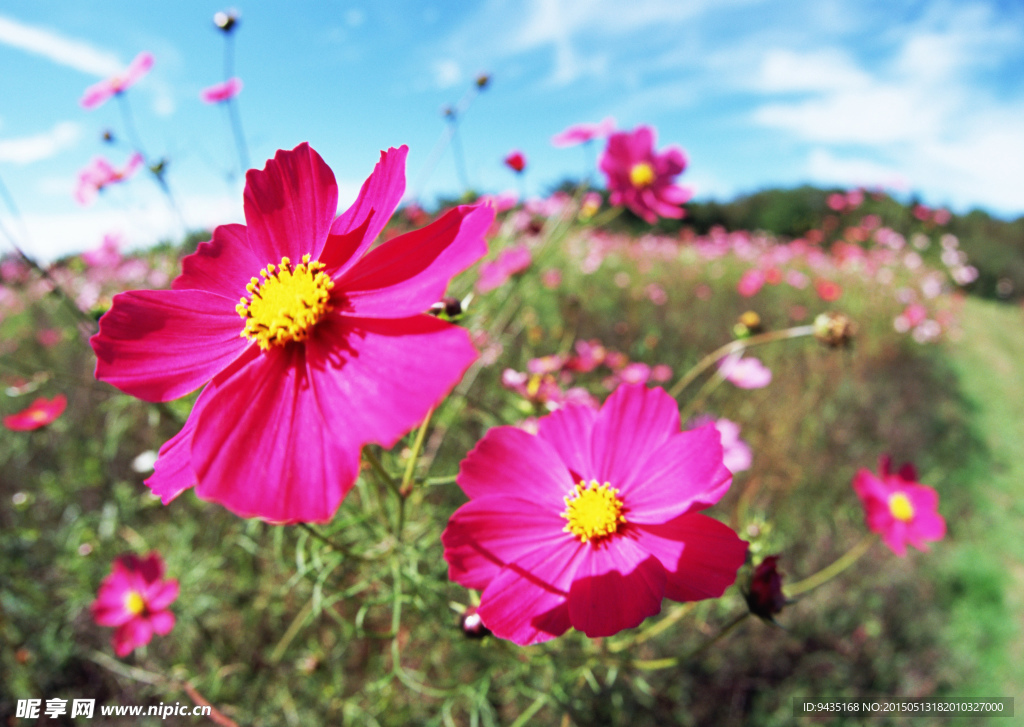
[[852, 456, 946, 556], [737, 269, 766, 297], [82, 234, 123, 269], [75, 153, 145, 206], [4, 395, 66, 431], [91, 552, 178, 657], [443, 384, 747, 645], [477, 244, 531, 293], [200, 77, 243, 104], [504, 150, 527, 173], [91, 143, 494, 523], [551, 117, 616, 147], [81, 52, 154, 110], [599, 126, 691, 224], [715, 418, 752, 474], [718, 353, 772, 389]]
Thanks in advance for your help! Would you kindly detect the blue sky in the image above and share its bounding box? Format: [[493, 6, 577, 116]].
[[0, 0, 1022, 260]]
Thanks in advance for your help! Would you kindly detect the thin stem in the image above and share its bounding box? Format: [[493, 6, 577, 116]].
[[296, 522, 364, 560], [425, 474, 458, 486], [116, 93, 149, 159], [667, 325, 816, 399], [609, 603, 696, 652], [226, 97, 250, 173], [400, 407, 434, 496], [450, 120, 470, 192], [630, 612, 750, 671], [586, 205, 623, 228], [677, 370, 725, 423], [363, 448, 399, 496], [785, 532, 877, 598]]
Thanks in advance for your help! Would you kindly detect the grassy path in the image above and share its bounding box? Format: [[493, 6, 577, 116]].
[[944, 297, 1024, 702]]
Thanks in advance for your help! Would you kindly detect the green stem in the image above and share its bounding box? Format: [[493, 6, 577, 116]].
[[296, 523, 365, 561], [587, 205, 623, 227], [424, 474, 459, 486], [609, 603, 696, 652], [400, 407, 434, 496], [631, 611, 750, 671], [667, 325, 816, 399], [785, 532, 877, 598], [363, 447, 399, 496]]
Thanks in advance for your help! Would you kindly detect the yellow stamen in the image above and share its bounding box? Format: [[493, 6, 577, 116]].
[[629, 162, 655, 188], [562, 480, 627, 543], [236, 254, 334, 350], [124, 591, 145, 615], [888, 492, 915, 522]]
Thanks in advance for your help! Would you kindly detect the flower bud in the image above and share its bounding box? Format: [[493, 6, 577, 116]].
[[745, 555, 786, 621], [461, 607, 491, 638], [214, 9, 239, 32], [814, 311, 857, 348], [428, 296, 463, 319], [475, 73, 491, 89], [733, 310, 763, 338]]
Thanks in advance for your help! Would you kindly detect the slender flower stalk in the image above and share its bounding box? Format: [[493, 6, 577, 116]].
[[784, 532, 877, 597]]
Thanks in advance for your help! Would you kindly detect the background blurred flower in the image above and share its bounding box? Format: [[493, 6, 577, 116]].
[[75, 153, 145, 206], [200, 76, 243, 104], [599, 125, 691, 224], [80, 52, 154, 110], [4, 394, 66, 430], [852, 456, 946, 556], [719, 354, 772, 389], [91, 552, 178, 656], [503, 150, 526, 173], [477, 244, 531, 292], [551, 117, 615, 147]]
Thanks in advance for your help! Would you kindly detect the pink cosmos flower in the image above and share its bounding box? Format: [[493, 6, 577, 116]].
[[599, 126, 691, 224], [4, 395, 67, 431], [82, 234, 123, 269], [551, 117, 616, 147], [814, 278, 842, 302], [719, 354, 772, 389], [504, 150, 527, 173], [200, 77, 243, 104], [715, 418, 752, 474], [91, 552, 179, 657], [442, 384, 747, 645], [852, 456, 946, 556], [476, 244, 531, 292], [91, 143, 494, 523], [81, 52, 155, 110], [75, 153, 145, 206], [737, 269, 765, 297]]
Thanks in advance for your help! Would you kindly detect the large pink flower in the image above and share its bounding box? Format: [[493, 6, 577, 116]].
[[81, 52, 154, 110], [91, 552, 179, 657], [852, 456, 946, 556], [91, 143, 494, 523], [599, 125, 691, 224], [442, 384, 747, 645]]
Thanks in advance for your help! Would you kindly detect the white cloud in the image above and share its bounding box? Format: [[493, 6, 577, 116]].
[[754, 48, 870, 93], [806, 149, 909, 191], [433, 59, 462, 89], [0, 122, 82, 164], [0, 14, 120, 76]]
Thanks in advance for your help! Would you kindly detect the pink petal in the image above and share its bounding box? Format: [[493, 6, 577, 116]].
[[172, 224, 261, 299], [80, 81, 115, 110], [122, 51, 155, 87], [443, 496, 574, 591], [307, 314, 479, 448], [149, 611, 175, 636], [624, 423, 732, 523], [320, 146, 408, 275], [145, 579, 179, 611], [632, 514, 747, 602], [535, 403, 600, 482], [589, 384, 680, 491], [456, 426, 575, 510], [191, 345, 360, 523], [92, 289, 249, 402], [136, 553, 164, 583], [144, 385, 217, 503], [92, 599, 132, 627], [477, 541, 588, 645], [910, 510, 946, 543], [114, 619, 152, 656], [567, 538, 666, 637], [243, 143, 338, 265], [339, 203, 493, 317]]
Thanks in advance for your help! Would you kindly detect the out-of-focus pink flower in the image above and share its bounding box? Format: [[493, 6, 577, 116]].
[[91, 552, 179, 657], [200, 76, 243, 104], [37, 329, 63, 348], [651, 364, 672, 383], [477, 244, 531, 292], [933, 208, 951, 225], [903, 303, 928, 327], [845, 189, 864, 208], [541, 268, 562, 288], [82, 234, 123, 269], [737, 269, 765, 297], [566, 339, 607, 373], [504, 150, 526, 173], [814, 279, 843, 302], [913, 204, 931, 221], [617, 362, 650, 385], [4, 395, 67, 430], [852, 456, 946, 556], [714, 418, 752, 474], [599, 126, 691, 224], [827, 193, 847, 211], [81, 52, 154, 110], [479, 191, 519, 213], [719, 354, 772, 389], [785, 269, 809, 289], [528, 354, 566, 375], [91, 143, 493, 523], [578, 191, 603, 220], [75, 153, 145, 206], [551, 117, 616, 147], [442, 384, 747, 644], [645, 283, 667, 305]]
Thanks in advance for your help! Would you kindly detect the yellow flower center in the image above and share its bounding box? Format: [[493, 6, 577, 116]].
[[124, 590, 145, 616], [561, 480, 627, 543], [29, 409, 49, 423], [629, 162, 655, 188], [236, 255, 334, 350], [888, 492, 915, 522]]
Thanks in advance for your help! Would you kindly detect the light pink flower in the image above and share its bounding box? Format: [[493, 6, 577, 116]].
[[443, 384, 747, 644], [81, 52, 154, 110], [82, 234, 123, 269], [200, 77, 243, 104], [852, 456, 946, 556], [479, 191, 519, 213], [91, 143, 494, 523], [3, 395, 66, 431], [714, 418, 752, 474], [91, 552, 178, 657], [719, 354, 772, 389], [599, 126, 691, 224], [75, 153, 145, 206], [477, 244, 531, 292], [551, 117, 616, 147], [737, 269, 765, 297]]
